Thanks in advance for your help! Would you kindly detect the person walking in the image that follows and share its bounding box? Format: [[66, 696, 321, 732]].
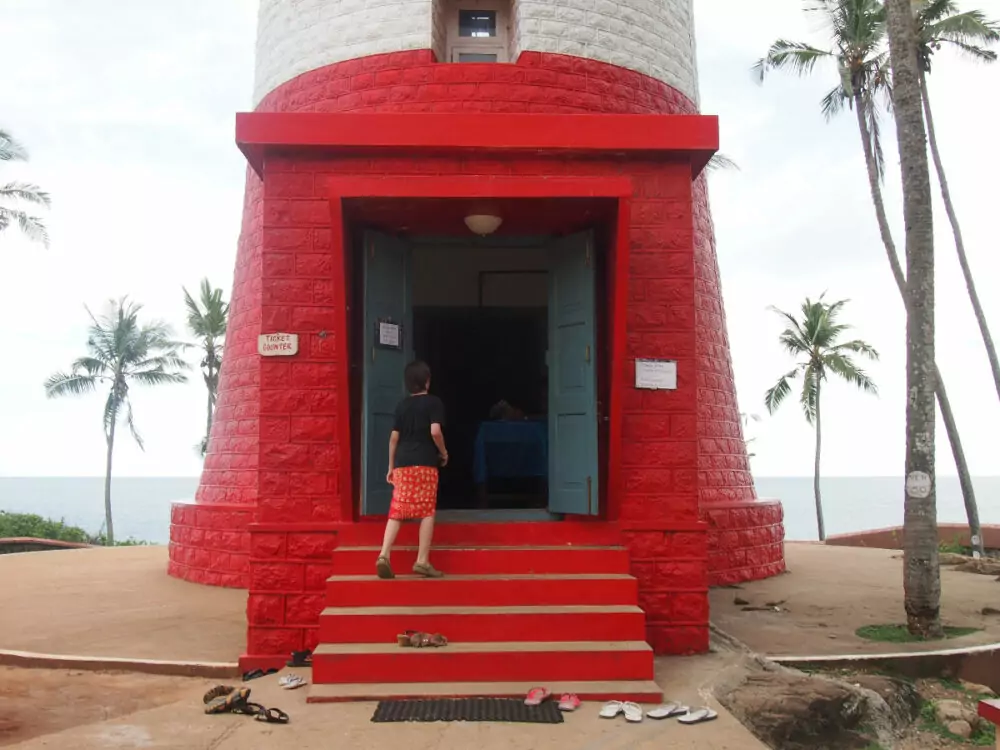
[[376, 360, 448, 579]]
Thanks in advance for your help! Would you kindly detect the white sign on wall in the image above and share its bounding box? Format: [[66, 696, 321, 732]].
[[258, 333, 299, 356], [635, 359, 677, 390]]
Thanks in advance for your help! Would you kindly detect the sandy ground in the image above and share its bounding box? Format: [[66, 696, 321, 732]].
[[711, 543, 1000, 656], [0, 655, 766, 750], [0, 547, 245, 662]]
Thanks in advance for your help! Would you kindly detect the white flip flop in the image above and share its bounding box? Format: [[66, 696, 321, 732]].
[[677, 707, 718, 724], [278, 674, 307, 690], [622, 702, 643, 723], [647, 702, 689, 719], [599, 700, 624, 718]]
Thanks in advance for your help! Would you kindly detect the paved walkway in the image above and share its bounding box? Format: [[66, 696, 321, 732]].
[[711, 543, 1000, 656], [3, 655, 766, 750], [0, 546, 244, 662]]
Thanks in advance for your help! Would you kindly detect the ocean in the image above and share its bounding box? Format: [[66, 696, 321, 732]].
[[0, 476, 998, 544]]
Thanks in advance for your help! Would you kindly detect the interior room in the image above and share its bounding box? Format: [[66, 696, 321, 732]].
[[411, 241, 550, 510]]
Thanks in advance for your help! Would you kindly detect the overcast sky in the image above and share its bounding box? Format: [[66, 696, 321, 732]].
[[1, 0, 997, 479]]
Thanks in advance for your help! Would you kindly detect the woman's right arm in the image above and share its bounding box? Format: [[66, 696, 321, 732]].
[[386, 430, 400, 483], [430, 423, 448, 466]]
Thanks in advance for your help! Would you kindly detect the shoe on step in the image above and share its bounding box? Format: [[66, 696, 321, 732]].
[[413, 562, 443, 578], [376, 556, 394, 579]]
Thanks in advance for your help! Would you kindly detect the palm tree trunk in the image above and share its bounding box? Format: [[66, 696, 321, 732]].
[[920, 72, 989, 558], [814, 379, 826, 541], [854, 92, 980, 560], [887, 0, 941, 638], [104, 420, 116, 546]]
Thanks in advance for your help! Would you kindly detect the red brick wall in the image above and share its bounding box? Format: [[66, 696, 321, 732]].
[[169, 50, 784, 655]]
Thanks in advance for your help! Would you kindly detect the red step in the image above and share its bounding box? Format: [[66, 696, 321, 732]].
[[319, 604, 646, 643], [325, 573, 638, 607], [311, 641, 654, 684], [334, 522, 623, 548], [307, 680, 664, 703], [331, 545, 631, 576]]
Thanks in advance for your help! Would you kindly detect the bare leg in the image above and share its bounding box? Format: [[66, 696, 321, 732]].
[[416, 515, 435, 566], [379, 519, 402, 560]]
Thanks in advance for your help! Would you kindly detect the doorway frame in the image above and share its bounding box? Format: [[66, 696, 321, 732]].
[[325, 176, 632, 523]]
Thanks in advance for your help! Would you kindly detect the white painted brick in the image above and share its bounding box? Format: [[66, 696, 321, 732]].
[[253, 0, 700, 106]]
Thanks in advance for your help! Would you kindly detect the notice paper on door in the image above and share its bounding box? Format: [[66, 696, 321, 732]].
[[378, 320, 401, 349], [635, 359, 677, 390]]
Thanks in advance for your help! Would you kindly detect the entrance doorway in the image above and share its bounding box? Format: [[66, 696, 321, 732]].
[[360, 231, 600, 518]]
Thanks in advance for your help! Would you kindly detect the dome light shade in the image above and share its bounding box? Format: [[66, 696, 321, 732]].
[[464, 213, 503, 236]]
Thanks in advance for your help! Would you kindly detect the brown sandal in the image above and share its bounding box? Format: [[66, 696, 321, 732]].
[[376, 557, 394, 579], [406, 632, 448, 648], [412, 562, 443, 578]]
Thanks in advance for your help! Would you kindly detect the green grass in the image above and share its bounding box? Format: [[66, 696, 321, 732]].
[[856, 624, 982, 643], [940, 536, 974, 556], [920, 701, 996, 746], [0, 511, 148, 547]]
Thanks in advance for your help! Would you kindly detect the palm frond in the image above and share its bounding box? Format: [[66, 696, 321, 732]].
[[0, 181, 51, 207], [125, 397, 144, 450], [0, 208, 49, 247], [103, 388, 123, 441], [919, 5, 999, 71], [832, 338, 880, 360], [800, 364, 819, 424], [71, 356, 110, 377], [823, 352, 879, 395], [130, 370, 188, 387], [44, 372, 99, 398], [705, 153, 741, 172], [765, 368, 801, 414], [0, 131, 28, 162], [754, 40, 834, 82]]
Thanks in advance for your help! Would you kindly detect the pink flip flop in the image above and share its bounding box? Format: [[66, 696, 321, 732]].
[[557, 694, 581, 712], [524, 687, 551, 706]]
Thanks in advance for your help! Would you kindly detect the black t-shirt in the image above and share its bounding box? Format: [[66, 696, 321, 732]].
[[393, 394, 445, 469]]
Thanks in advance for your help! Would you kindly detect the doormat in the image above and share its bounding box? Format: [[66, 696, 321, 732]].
[[371, 697, 565, 724]]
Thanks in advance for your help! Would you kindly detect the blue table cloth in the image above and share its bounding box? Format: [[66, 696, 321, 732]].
[[473, 419, 548, 484]]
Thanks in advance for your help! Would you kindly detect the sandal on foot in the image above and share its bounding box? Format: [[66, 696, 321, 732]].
[[622, 702, 643, 723], [397, 630, 417, 647], [412, 562, 443, 578], [376, 557, 394, 579], [278, 674, 307, 690], [677, 707, 718, 725], [558, 694, 581, 712], [599, 701, 624, 718], [647, 702, 689, 720], [255, 707, 290, 724], [524, 687, 551, 706], [202, 685, 237, 704]]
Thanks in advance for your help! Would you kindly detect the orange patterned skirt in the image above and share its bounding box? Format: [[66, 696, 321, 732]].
[[388, 466, 439, 520]]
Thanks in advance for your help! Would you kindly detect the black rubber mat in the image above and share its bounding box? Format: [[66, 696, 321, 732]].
[[371, 697, 565, 724]]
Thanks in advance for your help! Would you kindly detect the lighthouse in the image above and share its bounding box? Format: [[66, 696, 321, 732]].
[[168, 0, 785, 693]]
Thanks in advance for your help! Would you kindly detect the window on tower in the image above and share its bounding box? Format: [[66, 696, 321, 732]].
[[437, 1, 510, 63]]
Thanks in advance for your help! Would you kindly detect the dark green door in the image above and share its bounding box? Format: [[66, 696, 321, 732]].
[[547, 231, 599, 515], [362, 231, 412, 515]]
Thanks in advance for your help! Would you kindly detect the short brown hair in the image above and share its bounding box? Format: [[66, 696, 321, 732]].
[[404, 361, 431, 394]]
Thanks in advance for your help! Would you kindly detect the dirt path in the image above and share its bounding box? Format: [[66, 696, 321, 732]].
[[711, 543, 1000, 655]]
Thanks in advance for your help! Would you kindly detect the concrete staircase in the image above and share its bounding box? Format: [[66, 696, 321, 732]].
[[308, 533, 661, 703]]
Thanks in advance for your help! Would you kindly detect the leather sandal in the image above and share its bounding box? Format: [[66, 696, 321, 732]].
[[412, 562, 443, 578]]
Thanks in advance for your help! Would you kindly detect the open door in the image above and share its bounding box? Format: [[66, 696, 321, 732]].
[[362, 231, 412, 515], [547, 231, 599, 515]]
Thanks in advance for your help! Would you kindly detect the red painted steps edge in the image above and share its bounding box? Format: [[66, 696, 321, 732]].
[[332, 522, 624, 547], [311, 644, 654, 684], [319, 607, 647, 643], [331, 546, 631, 575], [325, 575, 639, 607]]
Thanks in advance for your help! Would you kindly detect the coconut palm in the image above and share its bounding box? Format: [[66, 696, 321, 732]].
[[45, 299, 188, 545], [915, 2, 999, 407], [183, 279, 228, 456], [0, 129, 50, 247], [887, 0, 944, 639], [754, 0, 982, 558], [765, 297, 878, 541]]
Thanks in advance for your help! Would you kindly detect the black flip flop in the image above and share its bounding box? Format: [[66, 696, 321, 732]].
[[255, 707, 290, 724], [232, 701, 266, 717]]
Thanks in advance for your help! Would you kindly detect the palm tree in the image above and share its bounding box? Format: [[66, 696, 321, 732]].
[[765, 296, 879, 541], [183, 279, 228, 456], [45, 299, 188, 545], [0, 129, 50, 247], [887, 0, 943, 639], [754, 0, 982, 559], [915, 3, 999, 403]]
